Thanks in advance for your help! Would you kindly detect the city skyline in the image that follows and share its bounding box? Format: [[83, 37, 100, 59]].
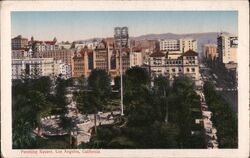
[[11, 11, 238, 42]]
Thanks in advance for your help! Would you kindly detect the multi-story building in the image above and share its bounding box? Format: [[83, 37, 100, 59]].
[[29, 37, 58, 53], [59, 63, 72, 79], [179, 38, 198, 53], [120, 48, 130, 75], [159, 38, 197, 53], [182, 50, 199, 80], [12, 58, 61, 79], [149, 51, 166, 77], [71, 40, 132, 79], [95, 40, 109, 71], [130, 48, 143, 67], [159, 39, 180, 51], [75, 40, 100, 50], [12, 48, 30, 59], [72, 47, 94, 78], [148, 49, 199, 81], [217, 33, 238, 84], [217, 33, 238, 65], [58, 42, 72, 50], [35, 49, 75, 66], [203, 44, 217, 61], [166, 50, 182, 59], [11, 35, 28, 49]]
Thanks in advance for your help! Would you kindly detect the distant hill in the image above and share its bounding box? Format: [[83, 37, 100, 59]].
[[131, 32, 231, 52], [76, 32, 232, 52]]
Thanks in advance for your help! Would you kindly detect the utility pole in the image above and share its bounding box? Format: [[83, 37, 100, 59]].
[[114, 27, 128, 116]]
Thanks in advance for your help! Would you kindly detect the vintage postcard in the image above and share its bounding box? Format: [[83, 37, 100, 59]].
[[1, 0, 249, 157]]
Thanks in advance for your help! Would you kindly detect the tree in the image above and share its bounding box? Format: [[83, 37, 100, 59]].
[[77, 75, 87, 90], [27, 90, 53, 135], [59, 116, 75, 148], [77, 69, 111, 133], [124, 66, 150, 105], [153, 76, 170, 123], [203, 81, 238, 148], [88, 69, 111, 101]]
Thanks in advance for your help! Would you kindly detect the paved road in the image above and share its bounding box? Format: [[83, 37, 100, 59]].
[[200, 64, 238, 113]]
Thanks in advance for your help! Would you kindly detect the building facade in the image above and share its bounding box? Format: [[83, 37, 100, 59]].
[[159, 39, 180, 51], [203, 44, 217, 61], [59, 63, 72, 79], [148, 50, 199, 81], [159, 38, 197, 53], [11, 35, 28, 49], [12, 58, 61, 79], [179, 38, 198, 53], [35, 49, 75, 66], [130, 49, 143, 67], [12, 48, 30, 59], [217, 33, 238, 64], [72, 47, 94, 78]]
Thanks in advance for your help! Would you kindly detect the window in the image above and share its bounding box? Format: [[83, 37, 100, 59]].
[[172, 68, 175, 72], [192, 68, 195, 72], [187, 68, 190, 72]]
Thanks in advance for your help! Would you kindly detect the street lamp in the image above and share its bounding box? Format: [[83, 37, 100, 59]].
[[114, 27, 128, 116]]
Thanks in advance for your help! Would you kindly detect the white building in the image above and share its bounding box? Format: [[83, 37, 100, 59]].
[[75, 40, 100, 50], [149, 51, 166, 77], [149, 50, 199, 81], [166, 50, 182, 59], [33, 41, 58, 52], [12, 58, 61, 79], [159, 39, 180, 51], [130, 51, 143, 67], [58, 42, 72, 50], [159, 38, 197, 53], [179, 38, 198, 53], [59, 63, 72, 79], [217, 33, 238, 64]]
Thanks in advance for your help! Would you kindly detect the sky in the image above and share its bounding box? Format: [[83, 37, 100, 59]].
[[11, 11, 238, 42]]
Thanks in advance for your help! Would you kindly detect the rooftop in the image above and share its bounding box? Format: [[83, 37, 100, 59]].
[[150, 51, 165, 57], [182, 49, 198, 56]]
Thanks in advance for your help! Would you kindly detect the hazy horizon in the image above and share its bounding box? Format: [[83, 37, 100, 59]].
[[11, 11, 238, 42]]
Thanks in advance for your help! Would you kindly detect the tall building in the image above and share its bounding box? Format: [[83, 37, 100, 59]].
[[159, 38, 197, 53], [71, 39, 133, 79], [203, 44, 217, 61], [159, 39, 180, 51], [11, 35, 28, 49], [130, 48, 143, 67], [149, 51, 166, 77], [217, 33, 238, 65], [95, 40, 109, 72], [179, 38, 198, 53], [72, 47, 94, 78], [35, 49, 75, 66]]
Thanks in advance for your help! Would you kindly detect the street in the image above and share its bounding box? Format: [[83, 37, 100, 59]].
[[200, 63, 238, 113]]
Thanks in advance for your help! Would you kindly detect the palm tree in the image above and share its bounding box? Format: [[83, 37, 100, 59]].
[[27, 90, 53, 136]]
